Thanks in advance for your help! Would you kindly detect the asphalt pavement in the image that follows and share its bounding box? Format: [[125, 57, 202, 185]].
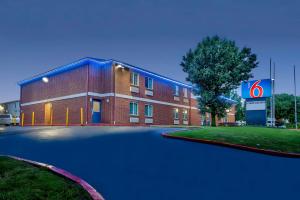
[[0, 126, 299, 200]]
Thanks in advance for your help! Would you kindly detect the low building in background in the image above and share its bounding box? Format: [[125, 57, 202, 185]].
[[18, 57, 236, 126], [0, 100, 20, 117]]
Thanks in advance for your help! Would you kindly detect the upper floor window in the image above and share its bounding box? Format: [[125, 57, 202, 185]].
[[183, 88, 188, 98], [130, 102, 138, 116], [174, 85, 179, 96], [130, 72, 139, 86], [145, 77, 153, 90], [173, 108, 179, 119], [183, 109, 188, 120], [144, 104, 153, 117]]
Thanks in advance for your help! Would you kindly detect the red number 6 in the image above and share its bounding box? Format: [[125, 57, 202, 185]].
[[250, 80, 264, 98]]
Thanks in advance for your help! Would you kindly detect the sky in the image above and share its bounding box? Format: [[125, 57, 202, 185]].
[[0, 0, 300, 102]]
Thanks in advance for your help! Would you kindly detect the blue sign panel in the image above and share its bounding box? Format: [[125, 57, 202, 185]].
[[242, 79, 272, 99], [245, 98, 267, 126], [246, 110, 267, 126]]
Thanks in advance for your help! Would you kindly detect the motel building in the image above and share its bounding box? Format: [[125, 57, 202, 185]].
[[18, 57, 236, 126]]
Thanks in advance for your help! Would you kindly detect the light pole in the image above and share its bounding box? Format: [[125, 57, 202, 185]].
[[269, 59, 273, 126], [273, 62, 276, 126], [294, 65, 298, 129]]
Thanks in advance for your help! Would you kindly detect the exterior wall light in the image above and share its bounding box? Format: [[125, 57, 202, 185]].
[[0, 105, 4, 112], [115, 64, 124, 70], [42, 77, 49, 83]]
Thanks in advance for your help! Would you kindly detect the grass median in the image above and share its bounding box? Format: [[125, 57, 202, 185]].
[[170, 126, 300, 154], [0, 156, 92, 200]]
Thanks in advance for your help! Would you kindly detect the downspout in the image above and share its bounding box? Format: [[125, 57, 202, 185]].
[[85, 64, 90, 125], [113, 62, 116, 125], [189, 89, 192, 126]]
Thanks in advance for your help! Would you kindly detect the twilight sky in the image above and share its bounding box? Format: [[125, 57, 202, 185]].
[[0, 0, 300, 102]]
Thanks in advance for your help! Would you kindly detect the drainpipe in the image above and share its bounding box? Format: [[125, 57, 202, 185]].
[[86, 64, 90, 125], [189, 89, 192, 126], [113, 62, 116, 125]]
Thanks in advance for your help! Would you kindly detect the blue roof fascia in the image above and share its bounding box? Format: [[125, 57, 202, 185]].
[[112, 60, 192, 88], [192, 93, 236, 105], [17, 58, 112, 86], [18, 57, 191, 88], [219, 96, 237, 104]]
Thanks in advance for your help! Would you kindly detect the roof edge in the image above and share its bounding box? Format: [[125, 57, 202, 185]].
[[18, 57, 192, 88]]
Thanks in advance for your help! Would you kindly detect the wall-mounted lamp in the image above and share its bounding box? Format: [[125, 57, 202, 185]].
[[0, 105, 4, 112], [42, 77, 49, 83], [115, 64, 124, 70]]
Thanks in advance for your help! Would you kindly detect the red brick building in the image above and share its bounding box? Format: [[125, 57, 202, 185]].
[[18, 58, 235, 126]]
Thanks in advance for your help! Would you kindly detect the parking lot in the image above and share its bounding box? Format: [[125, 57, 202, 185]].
[[0, 126, 300, 200]]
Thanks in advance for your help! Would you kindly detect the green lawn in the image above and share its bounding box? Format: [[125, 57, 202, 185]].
[[0, 156, 92, 200], [170, 127, 300, 154]]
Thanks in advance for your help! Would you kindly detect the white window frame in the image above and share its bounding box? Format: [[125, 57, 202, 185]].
[[130, 72, 139, 86], [183, 88, 188, 98], [145, 77, 153, 90], [183, 109, 188, 120], [144, 104, 153, 117], [173, 108, 179, 119], [174, 85, 179, 96], [129, 102, 139, 116]]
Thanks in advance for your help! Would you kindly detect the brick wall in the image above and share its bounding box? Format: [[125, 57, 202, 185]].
[[114, 68, 191, 106], [88, 63, 113, 94], [22, 97, 86, 125], [114, 97, 191, 125], [21, 65, 88, 104]]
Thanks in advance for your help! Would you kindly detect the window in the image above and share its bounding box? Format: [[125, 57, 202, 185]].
[[130, 72, 139, 86], [183, 88, 188, 98], [174, 85, 179, 96], [173, 108, 179, 119], [130, 102, 138, 116], [144, 104, 153, 117], [183, 109, 188, 120], [145, 77, 153, 90]]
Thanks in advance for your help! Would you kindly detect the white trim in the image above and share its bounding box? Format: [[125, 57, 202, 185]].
[[21, 91, 199, 110], [129, 117, 139, 123], [144, 104, 153, 117], [87, 92, 114, 98], [130, 72, 139, 86], [173, 120, 179, 125], [21, 93, 87, 106], [174, 96, 180, 101], [116, 93, 196, 109], [145, 90, 153, 96], [130, 86, 139, 93], [145, 118, 153, 124]]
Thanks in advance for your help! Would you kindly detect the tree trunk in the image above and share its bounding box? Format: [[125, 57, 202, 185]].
[[211, 110, 217, 127]]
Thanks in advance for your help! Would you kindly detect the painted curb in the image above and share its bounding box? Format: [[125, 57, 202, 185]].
[[162, 133, 300, 158], [21, 123, 152, 127], [4, 155, 105, 200]]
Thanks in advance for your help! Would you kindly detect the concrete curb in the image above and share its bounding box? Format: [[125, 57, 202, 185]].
[[162, 133, 300, 158], [21, 123, 151, 127], [4, 155, 105, 200]]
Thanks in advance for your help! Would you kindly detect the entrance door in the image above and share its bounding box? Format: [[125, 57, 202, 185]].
[[92, 100, 101, 123], [44, 103, 52, 125]]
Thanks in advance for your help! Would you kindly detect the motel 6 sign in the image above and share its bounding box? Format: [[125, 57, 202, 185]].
[[242, 79, 272, 99]]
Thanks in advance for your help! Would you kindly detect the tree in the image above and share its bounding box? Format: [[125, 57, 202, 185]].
[[229, 91, 245, 121], [181, 36, 258, 126], [266, 93, 300, 124]]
